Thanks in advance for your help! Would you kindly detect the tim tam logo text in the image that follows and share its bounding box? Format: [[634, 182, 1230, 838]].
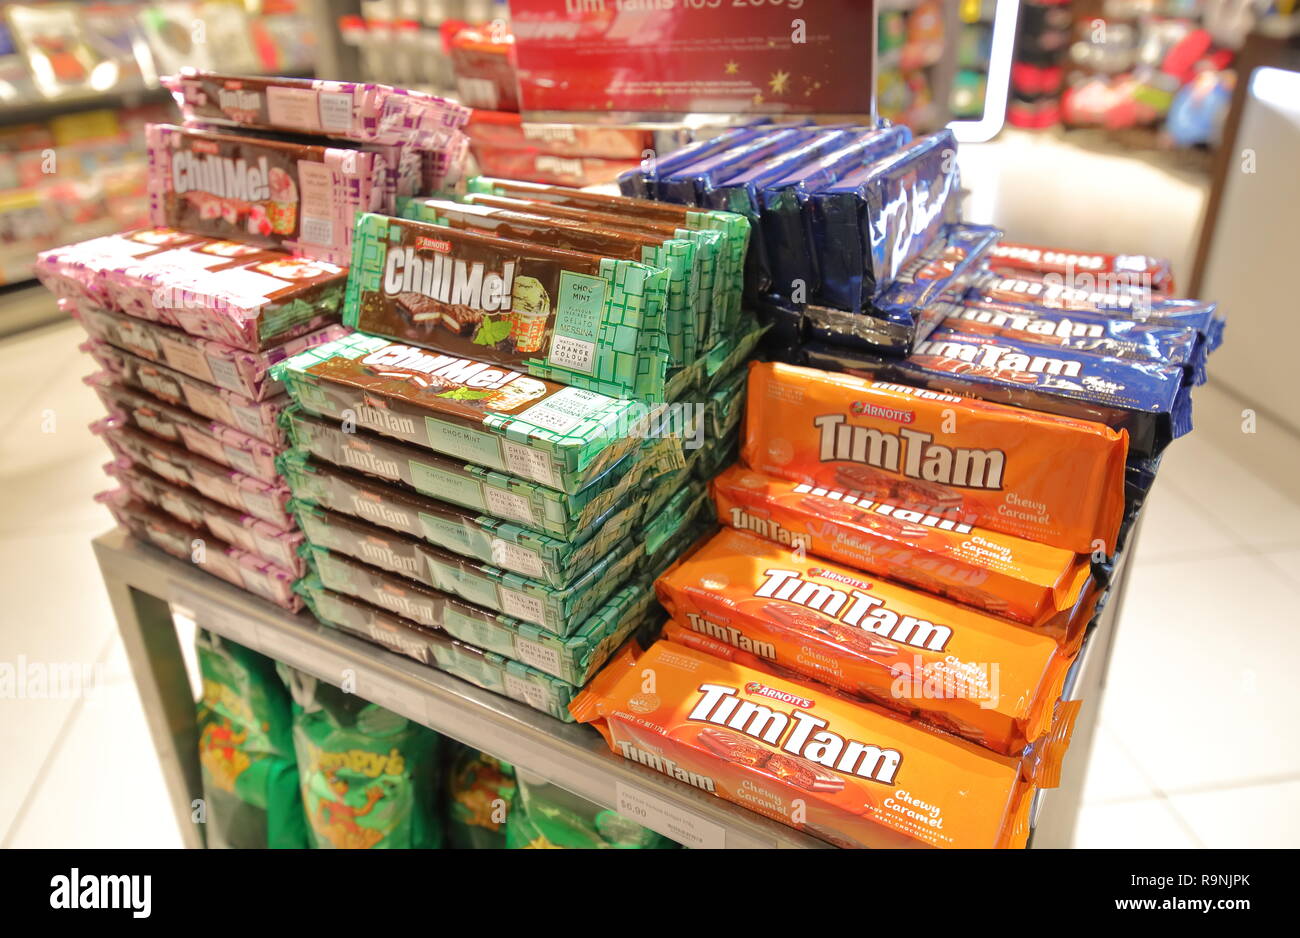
[[744, 681, 814, 710]]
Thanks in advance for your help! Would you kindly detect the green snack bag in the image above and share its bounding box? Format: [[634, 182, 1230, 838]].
[[504, 772, 678, 850], [280, 666, 443, 849], [446, 743, 516, 849], [196, 630, 307, 849]]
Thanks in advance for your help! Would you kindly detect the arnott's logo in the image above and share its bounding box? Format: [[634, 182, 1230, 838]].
[[850, 400, 914, 424], [744, 682, 814, 710]]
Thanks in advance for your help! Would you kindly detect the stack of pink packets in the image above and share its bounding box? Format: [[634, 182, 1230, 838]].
[[36, 72, 472, 611]]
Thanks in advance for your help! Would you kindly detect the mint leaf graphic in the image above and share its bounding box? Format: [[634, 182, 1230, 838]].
[[436, 387, 494, 401], [473, 315, 512, 346]]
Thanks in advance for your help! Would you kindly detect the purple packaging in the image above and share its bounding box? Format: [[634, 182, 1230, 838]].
[[83, 340, 288, 446], [617, 124, 773, 200], [95, 420, 295, 530], [104, 460, 304, 575], [800, 222, 1000, 354], [146, 123, 389, 265], [90, 375, 281, 483], [99, 490, 300, 611], [654, 126, 816, 205], [73, 303, 347, 401], [703, 127, 870, 296], [963, 273, 1226, 352], [168, 71, 471, 150]]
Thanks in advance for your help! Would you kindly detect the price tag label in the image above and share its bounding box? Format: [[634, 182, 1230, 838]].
[[614, 782, 726, 850]]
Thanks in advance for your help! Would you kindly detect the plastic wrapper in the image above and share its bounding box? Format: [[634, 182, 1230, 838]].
[[343, 212, 673, 400], [465, 176, 750, 342], [654, 126, 816, 206], [396, 198, 699, 370], [805, 324, 1192, 461], [145, 123, 389, 265], [803, 222, 999, 353], [273, 331, 676, 494], [987, 240, 1175, 294], [296, 574, 579, 721], [296, 507, 643, 636], [761, 125, 914, 298], [464, 192, 726, 358], [34, 228, 203, 310], [711, 464, 1094, 628], [963, 277, 1225, 352], [96, 420, 294, 531], [195, 630, 306, 848], [656, 527, 1079, 754], [278, 450, 641, 590], [571, 639, 1078, 848], [41, 230, 348, 351], [809, 129, 961, 310], [280, 407, 656, 544], [944, 298, 1206, 385], [84, 340, 287, 445], [73, 302, 346, 401], [90, 374, 279, 482], [617, 125, 772, 200], [743, 361, 1129, 554], [101, 492, 298, 609], [105, 460, 303, 574], [168, 71, 470, 150], [280, 667, 442, 849]]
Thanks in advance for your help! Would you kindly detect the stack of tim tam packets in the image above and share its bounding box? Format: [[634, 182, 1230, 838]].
[[33, 73, 471, 610], [569, 122, 1224, 848], [267, 177, 756, 721]]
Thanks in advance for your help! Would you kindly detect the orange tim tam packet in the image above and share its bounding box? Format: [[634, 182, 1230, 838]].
[[570, 638, 1079, 848], [742, 361, 1128, 554], [654, 527, 1077, 755], [711, 463, 1094, 628]]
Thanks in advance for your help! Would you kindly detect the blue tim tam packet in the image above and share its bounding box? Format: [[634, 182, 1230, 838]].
[[804, 223, 1000, 354], [943, 298, 1207, 385], [760, 124, 912, 299], [703, 127, 867, 296], [653, 126, 817, 205], [962, 275, 1225, 354], [617, 124, 772, 200], [800, 324, 1192, 460], [811, 129, 962, 312]]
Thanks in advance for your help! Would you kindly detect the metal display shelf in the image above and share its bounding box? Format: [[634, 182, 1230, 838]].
[[94, 525, 1132, 850]]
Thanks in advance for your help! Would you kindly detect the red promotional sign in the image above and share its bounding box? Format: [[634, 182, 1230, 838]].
[[509, 1, 875, 116]]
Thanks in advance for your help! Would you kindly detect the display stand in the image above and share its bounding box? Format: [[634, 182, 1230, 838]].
[[94, 526, 1134, 850]]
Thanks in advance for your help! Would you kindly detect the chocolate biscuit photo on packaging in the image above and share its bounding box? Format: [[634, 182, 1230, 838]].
[[344, 213, 673, 401]]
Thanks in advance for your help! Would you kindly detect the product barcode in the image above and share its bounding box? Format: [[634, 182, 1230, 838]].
[[300, 216, 333, 245]]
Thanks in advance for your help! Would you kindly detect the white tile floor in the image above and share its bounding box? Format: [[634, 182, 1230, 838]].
[[2, 134, 1298, 849]]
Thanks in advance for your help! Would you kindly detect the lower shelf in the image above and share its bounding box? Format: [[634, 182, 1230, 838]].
[[94, 525, 1124, 849]]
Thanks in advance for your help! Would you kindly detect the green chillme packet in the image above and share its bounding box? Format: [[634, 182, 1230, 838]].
[[279, 666, 443, 849], [195, 630, 307, 849]]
